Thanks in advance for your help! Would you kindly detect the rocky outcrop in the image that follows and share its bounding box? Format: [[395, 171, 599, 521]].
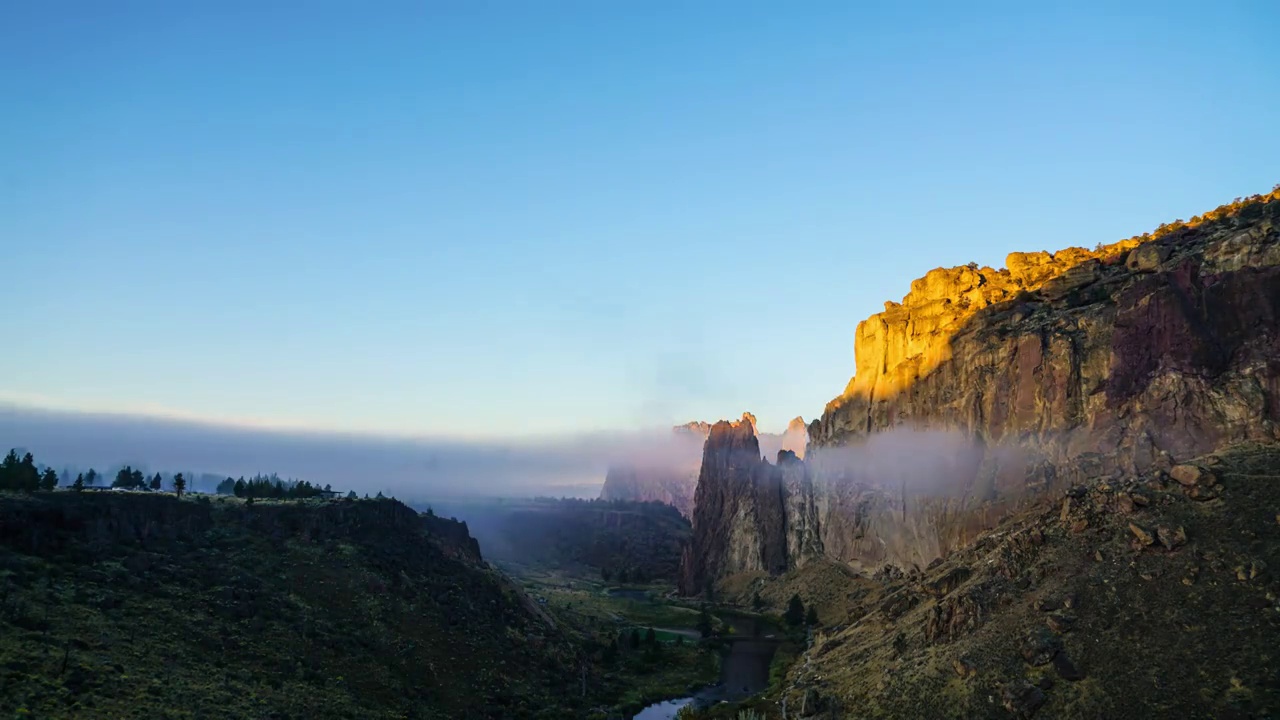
[[797, 189, 1280, 573], [682, 188, 1280, 591], [761, 416, 810, 460], [600, 416, 807, 517], [679, 414, 820, 595]]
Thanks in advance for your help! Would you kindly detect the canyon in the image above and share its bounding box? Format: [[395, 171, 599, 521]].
[[680, 187, 1280, 592], [600, 416, 808, 518]]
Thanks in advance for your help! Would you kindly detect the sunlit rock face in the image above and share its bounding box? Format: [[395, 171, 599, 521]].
[[680, 192, 1280, 591], [806, 193, 1280, 571]]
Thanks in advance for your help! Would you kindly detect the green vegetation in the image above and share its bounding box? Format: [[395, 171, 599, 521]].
[[783, 593, 804, 627], [216, 474, 336, 500], [0, 450, 41, 492], [0, 491, 605, 719]]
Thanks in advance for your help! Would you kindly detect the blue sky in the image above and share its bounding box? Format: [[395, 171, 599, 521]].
[[3, 0, 1278, 439]]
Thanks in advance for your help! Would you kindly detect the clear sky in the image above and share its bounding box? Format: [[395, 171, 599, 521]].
[[3, 0, 1278, 439]]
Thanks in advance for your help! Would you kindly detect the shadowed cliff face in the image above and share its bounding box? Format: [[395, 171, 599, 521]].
[[599, 416, 807, 517], [679, 415, 818, 595], [681, 190, 1280, 591]]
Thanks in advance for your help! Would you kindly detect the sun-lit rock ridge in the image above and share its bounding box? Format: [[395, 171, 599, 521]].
[[680, 187, 1280, 590], [799, 187, 1280, 571]]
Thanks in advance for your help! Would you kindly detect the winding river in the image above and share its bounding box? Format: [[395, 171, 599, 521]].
[[632, 620, 781, 720]]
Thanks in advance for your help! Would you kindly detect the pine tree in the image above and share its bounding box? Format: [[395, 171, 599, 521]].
[[72, 473, 85, 492], [785, 594, 805, 627], [173, 473, 186, 498], [0, 449, 19, 490], [697, 605, 713, 638], [346, 490, 356, 499], [39, 467, 58, 491], [130, 468, 144, 489], [85, 468, 98, 487], [151, 473, 163, 491], [19, 453, 38, 491], [805, 605, 819, 627]]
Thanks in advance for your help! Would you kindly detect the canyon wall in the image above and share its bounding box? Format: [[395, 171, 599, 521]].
[[600, 416, 807, 517], [681, 188, 1280, 590]]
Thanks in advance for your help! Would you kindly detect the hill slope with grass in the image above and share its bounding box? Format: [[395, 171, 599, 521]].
[[0, 492, 597, 719]]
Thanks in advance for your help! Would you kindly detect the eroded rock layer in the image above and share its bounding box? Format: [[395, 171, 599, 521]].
[[682, 188, 1280, 589]]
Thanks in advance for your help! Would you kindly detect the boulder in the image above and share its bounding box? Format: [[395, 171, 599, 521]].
[[1125, 242, 1171, 272], [1170, 465, 1214, 487]]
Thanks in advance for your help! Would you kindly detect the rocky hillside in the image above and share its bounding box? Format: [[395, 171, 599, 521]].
[[679, 187, 1280, 592], [803, 187, 1280, 572], [600, 416, 807, 517], [721, 443, 1279, 719], [0, 492, 597, 719]]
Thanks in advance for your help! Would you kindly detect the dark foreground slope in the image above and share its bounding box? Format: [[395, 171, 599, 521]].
[[0, 492, 591, 719], [711, 443, 1279, 719]]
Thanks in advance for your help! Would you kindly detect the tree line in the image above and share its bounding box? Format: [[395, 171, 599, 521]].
[[0, 450, 57, 492], [214, 473, 343, 500], [1, 448, 330, 501]]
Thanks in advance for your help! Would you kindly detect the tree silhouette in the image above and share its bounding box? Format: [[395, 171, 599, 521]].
[[173, 473, 186, 498], [151, 473, 163, 491], [805, 605, 819, 627], [39, 467, 58, 491], [72, 473, 85, 492], [18, 453, 38, 491], [85, 468, 98, 487], [697, 605, 713, 638], [785, 594, 805, 627]]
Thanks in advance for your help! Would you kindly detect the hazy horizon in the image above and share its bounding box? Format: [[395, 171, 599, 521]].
[[0, 401, 728, 501]]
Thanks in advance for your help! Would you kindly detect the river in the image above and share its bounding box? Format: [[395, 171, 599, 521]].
[[631, 631, 781, 719]]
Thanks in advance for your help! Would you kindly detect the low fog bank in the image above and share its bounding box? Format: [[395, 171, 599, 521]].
[[806, 429, 992, 497], [0, 404, 712, 502]]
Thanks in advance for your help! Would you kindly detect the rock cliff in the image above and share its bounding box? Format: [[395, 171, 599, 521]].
[[679, 414, 821, 595], [681, 187, 1280, 591], [600, 416, 807, 517]]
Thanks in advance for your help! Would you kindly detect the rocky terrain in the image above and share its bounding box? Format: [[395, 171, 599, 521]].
[[680, 187, 1280, 590], [600, 416, 807, 517], [722, 443, 1278, 719], [0, 492, 600, 719], [673, 187, 1280, 717]]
